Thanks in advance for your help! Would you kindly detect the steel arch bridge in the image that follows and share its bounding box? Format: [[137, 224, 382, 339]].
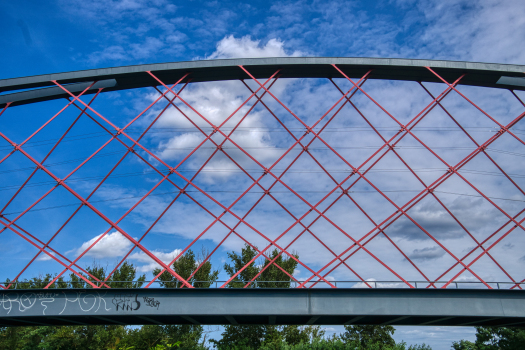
[[1, 57, 525, 327]]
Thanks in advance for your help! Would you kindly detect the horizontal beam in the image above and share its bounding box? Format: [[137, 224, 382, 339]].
[[1, 57, 525, 107], [1, 288, 525, 327]]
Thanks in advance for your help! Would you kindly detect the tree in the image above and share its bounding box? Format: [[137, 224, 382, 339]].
[[340, 325, 396, 348], [223, 244, 262, 288], [452, 326, 525, 350], [120, 324, 204, 350], [138, 249, 219, 349], [259, 248, 300, 288], [213, 244, 320, 349], [153, 248, 219, 288], [69, 260, 146, 288], [452, 339, 477, 350], [5, 273, 67, 290]]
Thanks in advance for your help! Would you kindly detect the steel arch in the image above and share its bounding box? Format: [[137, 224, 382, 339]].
[[0, 57, 524, 297]]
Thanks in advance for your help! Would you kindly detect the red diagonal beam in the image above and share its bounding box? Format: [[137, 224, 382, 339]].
[[146, 78, 301, 286], [0, 103, 13, 169], [442, 214, 525, 288], [327, 79, 436, 287], [241, 65, 467, 288], [0, 80, 95, 169], [0, 218, 100, 288], [299, 78, 462, 287], [39, 82, 190, 288], [313, 108, 525, 288], [426, 67, 525, 146], [1, 91, 112, 289], [22, 79, 196, 288], [296, 73, 502, 286], [1, 217, 107, 289], [220, 68, 413, 288], [63, 73, 300, 289], [386, 73, 525, 235], [240, 80, 374, 288], [0, 84, 113, 239], [145, 70, 368, 288], [116, 73, 317, 287], [1, 90, 102, 215], [107, 77, 298, 286], [419, 83, 523, 288], [329, 65, 500, 287]]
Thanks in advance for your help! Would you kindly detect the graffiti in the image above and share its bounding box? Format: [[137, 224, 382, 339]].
[[0, 291, 163, 316], [36, 292, 59, 315], [0, 293, 36, 314], [112, 294, 141, 311], [143, 296, 160, 310], [59, 291, 111, 315], [0, 291, 111, 316]]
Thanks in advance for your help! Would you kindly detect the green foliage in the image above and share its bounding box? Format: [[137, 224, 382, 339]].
[[214, 245, 315, 350], [217, 338, 422, 350], [223, 244, 262, 288], [223, 245, 299, 288], [257, 248, 300, 288], [407, 344, 432, 350], [148, 341, 181, 349], [452, 339, 477, 350], [70, 261, 146, 289], [119, 325, 206, 350], [451, 326, 525, 350], [153, 249, 219, 288], [213, 325, 266, 349], [5, 273, 67, 289], [340, 325, 396, 348]]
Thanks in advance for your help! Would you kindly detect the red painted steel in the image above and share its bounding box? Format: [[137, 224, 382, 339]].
[[0, 64, 524, 290]]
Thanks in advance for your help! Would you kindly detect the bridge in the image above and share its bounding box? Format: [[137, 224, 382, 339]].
[[2, 288, 525, 327], [1, 57, 524, 327]]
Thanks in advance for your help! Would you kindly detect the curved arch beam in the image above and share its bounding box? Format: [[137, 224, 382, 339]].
[[1, 57, 525, 107]]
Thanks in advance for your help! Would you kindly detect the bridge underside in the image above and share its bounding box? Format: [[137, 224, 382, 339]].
[[1, 289, 525, 327]]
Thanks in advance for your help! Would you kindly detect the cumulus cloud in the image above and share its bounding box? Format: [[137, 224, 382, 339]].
[[146, 35, 300, 182], [73, 231, 133, 259], [129, 248, 182, 273], [37, 251, 56, 261], [71, 231, 182, 273], [207, 35, 303, 59]]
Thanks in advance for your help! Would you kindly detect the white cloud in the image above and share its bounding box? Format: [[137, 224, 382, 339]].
[[74, 231, 133, 259], [128, 248, 182, 273], [146, 36, 300, 182], [207, 35, 303, 59], [412, 0, 525, 63], [37, 251, 56, 261], [351, 278, 406, 289], [61, 0, 176, 21], [72, 230, 182, 273]]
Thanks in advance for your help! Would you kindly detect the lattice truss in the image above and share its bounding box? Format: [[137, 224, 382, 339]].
[[1, 66, 525, 290]]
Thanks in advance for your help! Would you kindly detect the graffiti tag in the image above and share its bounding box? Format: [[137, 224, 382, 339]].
[[112, 294, 141, 311], [143, 296, 160, 310]]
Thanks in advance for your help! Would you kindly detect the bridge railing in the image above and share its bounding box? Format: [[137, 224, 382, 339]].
[[3, 280, 524, 289]]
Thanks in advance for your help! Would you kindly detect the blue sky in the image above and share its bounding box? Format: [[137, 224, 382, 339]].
[[1, 0, 525, 349]]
